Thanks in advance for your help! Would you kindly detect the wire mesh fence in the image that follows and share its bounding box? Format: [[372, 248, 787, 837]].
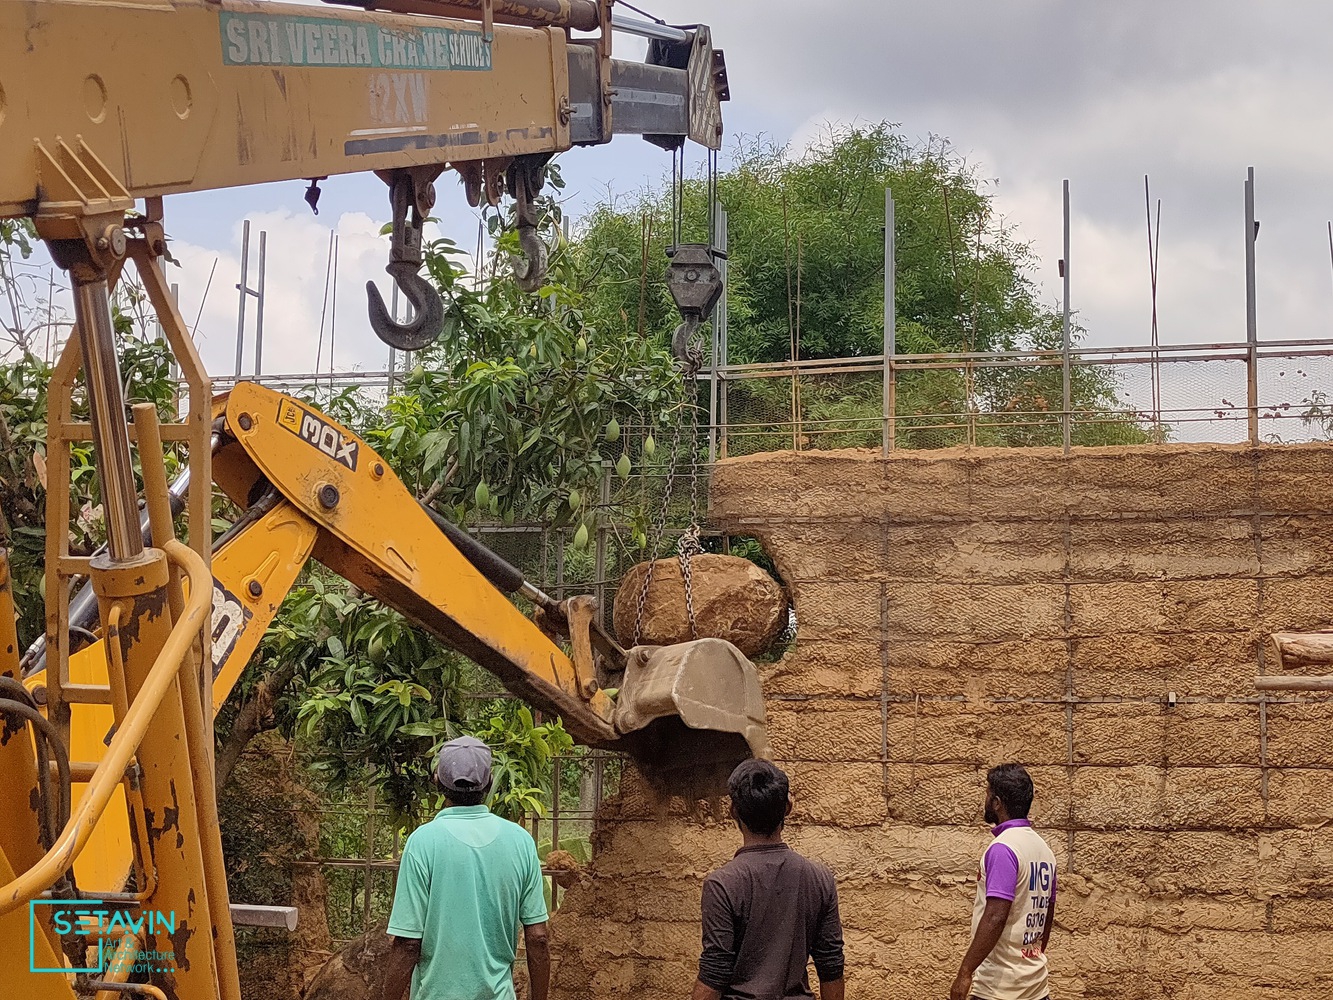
[[709, 341, 1333, 456]]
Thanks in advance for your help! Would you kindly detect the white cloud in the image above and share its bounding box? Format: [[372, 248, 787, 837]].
[[172, 208, 403, 379]]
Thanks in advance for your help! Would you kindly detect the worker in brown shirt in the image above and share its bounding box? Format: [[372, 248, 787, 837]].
[[692, 760, 845, 1000]]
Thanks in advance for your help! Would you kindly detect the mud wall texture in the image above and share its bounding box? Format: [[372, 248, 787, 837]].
[[553, 443, 1333, 1000]]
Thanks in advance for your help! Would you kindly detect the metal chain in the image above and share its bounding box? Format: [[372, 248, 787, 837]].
[[632, 415, 685, 646], [676, 390, 704, 638], [631, 143, 716, 644]]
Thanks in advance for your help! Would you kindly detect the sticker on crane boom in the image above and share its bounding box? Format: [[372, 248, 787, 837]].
[[220, 12, 492, 71], [276, 398, 360, 472]]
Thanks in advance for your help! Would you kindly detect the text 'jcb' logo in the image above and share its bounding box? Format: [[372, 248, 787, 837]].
[[277, 399, 359, 471]]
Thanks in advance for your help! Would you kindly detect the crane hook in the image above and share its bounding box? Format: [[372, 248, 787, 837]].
[[509, 157, 549, 294], [367, 263, 447, 352], [367, 170, 446, 351]]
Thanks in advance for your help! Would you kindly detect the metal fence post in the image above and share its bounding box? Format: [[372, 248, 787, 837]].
[[1062, 180, 1072, 453], [362, 783, 376, 935], [595, 461, 610, 625], [883, 189, 896, 456], [710, 205, 728, 464], [1245, 166, 1259, 445], [254, 230, 266, 377], [235, 219, 250, 377]]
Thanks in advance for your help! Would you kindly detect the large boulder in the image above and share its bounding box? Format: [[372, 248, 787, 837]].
[[612, 554, 788, 657], [304, 925, 402, 1000]]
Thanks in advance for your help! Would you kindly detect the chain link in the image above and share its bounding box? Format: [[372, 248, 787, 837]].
[[631, 356, 707, 645], [677, 380, 705, 639], [632, 415, 684, 646], [632, 138, 712, 645]]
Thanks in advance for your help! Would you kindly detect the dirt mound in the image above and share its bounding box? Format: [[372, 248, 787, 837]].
[[544, 848, 582, 887], [612, 554, 787, 657]]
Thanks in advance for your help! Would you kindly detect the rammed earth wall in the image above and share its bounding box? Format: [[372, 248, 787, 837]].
[[552, 443, 1333, 999]]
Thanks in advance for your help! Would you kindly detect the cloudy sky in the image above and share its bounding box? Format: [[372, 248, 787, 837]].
[[17, 1, 1333, 426]]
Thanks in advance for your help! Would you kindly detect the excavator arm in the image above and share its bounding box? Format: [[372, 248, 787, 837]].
[[210, 381, 622, 745], [41, 380, 766, 757]]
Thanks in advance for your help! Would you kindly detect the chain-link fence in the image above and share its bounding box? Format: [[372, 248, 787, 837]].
[[708, 341, 1333, 456]]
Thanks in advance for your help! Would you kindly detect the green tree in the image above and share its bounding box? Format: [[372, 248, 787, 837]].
[[573, 123, 1149, 448]]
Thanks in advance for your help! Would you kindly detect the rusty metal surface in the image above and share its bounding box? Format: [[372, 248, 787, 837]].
[[89, 545, 222, 1000], [0, 0, 571, 215], [328, 0, 600, 31]]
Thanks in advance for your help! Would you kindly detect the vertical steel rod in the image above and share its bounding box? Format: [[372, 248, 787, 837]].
[[718, 208, 730, 460], [550, 758, 561, 855], [555, 528, 566, 602], [388, 283, 400, 395], [254, 230, 267, 377], [1062, 179, 1072, 454], [709, 202, 725, 464], [328, 234, 340, 386], [883, 189, 896, 456], [549, 755, 562, 910], [594, 462, 609, 625], [363, 783, 377, 934], [1245, 167, 1259, 445], [235, 219, 249, 377], [169, 282, 181, 413], [72, 278, 144, 563]]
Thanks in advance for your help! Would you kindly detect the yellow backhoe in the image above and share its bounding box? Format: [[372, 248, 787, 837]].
[[0, 0, 760, 995]]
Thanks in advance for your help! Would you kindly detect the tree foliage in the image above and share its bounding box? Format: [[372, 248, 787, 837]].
[[362, 231, 684, 531], [573, 123, 1149, 448]]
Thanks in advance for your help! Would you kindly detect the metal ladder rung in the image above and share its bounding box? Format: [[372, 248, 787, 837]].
[[51, 760, 115, 784], [62, 682, 112, 705]]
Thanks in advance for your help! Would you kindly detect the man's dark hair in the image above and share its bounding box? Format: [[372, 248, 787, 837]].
[[443, 782, 491, 807], [728, 759, 790, 835], [986, 763, 1034, 819]]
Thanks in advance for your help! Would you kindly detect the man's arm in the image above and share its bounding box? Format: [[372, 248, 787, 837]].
[[374, 937, 420, 1000], [524, 921, 551, 1000], [694, 878, 736, 999], [951, 897, 1011, 1000], [811, 870, 846, 1000], [381, 833, 428, 1000]]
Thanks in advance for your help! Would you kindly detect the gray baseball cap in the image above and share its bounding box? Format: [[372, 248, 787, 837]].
[[435, 736, 493, 793]]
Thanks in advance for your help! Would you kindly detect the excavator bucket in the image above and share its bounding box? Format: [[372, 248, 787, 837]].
[[612, 638, 770, 793]]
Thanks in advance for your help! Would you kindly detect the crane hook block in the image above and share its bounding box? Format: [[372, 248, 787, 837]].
[[665, 244, 723, 362]]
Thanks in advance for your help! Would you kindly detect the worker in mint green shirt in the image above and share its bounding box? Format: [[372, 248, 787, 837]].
[[376, 736, 550, 1000]]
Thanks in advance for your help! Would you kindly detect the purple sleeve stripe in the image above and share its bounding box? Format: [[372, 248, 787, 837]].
[[983, 842, 1020, 901]]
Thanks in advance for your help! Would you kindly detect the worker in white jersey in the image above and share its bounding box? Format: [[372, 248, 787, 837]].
[[950, 764, 1058, 1000]]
